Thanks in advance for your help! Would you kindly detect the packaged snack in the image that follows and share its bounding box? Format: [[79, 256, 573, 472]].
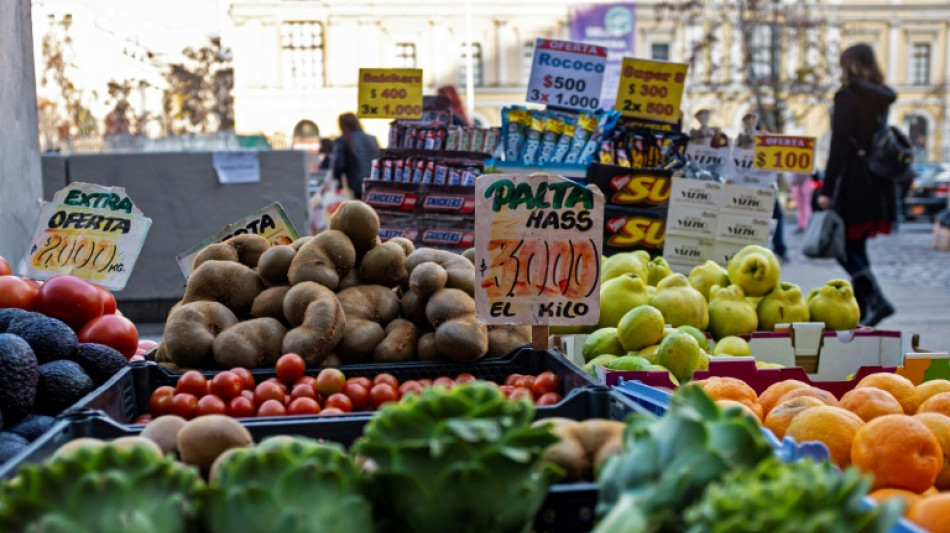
[[448, 166, 463, 186], [485, 127, 501, 155], [502, 107, 530, 161], [422, 161, 435, 184], [434, 129, 446, 151], [446, 127, 460, 151], [370, 159, 381, 180], [578, 111, 619, 166], [434, 163, 448, 185], [565, 112, 598, 163], [537, 115, 565, 165], [382, 159, 394, 181], [459, 128, 472, 152], [550, 119, 576, 164], [472, 128, 486, 154], [462, 167, 478, 187], [411, 159, 426, 183], [520, 112, 545, 165]]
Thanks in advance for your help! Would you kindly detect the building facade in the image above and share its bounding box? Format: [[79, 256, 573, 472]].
[[226, 0, 950, 161]]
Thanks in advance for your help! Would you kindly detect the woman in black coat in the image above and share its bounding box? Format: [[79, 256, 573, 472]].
[[817, 44, 896, 326]]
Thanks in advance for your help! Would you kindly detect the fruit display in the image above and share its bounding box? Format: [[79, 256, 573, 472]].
[[154, 201, 529, 369], [145, 352, 567, 422]]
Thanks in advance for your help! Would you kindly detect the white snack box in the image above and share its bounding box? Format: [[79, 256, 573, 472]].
[[709, 240, 748, 265], [664, 234, 714, 266], [669, 177, 722, 209], [665, 205, 719, 239], [716, 213, 772, 245], [720, 183, 775, 216]]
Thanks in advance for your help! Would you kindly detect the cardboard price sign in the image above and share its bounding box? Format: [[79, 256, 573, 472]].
[[526, 38, 607, 111], [474, 174, 604, 326], [177, 203, 298, 279], [614, 58, 689, 124], [357, 68, 423, 119], [18, 182, 152, 291], [753, 134, 816, 173]]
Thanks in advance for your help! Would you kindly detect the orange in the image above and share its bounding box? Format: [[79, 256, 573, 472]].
[[922, 487, 940, 496], [758, 379, 810, 417], [840, 387, 904, 422], [763, 396, 826, 440], [918, 392, 950, 418], [918, 380, 950, 404], [857, 373, 920, 414], [775, 386, 839, 408], [695, 377, 763, 420], [785, 406, 863, 468], [907, 493, 950, 533], [852, 414, 943, 492], [716, 400, 760, 420], [916, 413, 950, 490], [867, 488, 922, 515]]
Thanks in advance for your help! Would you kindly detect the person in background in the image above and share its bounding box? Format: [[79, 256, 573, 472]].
[[817, 43, 897, 327], [770, 172, 788, 262], [438, 86, 471, 127], [790, 172, 814, 233], [333, 113, 379, 200], [319, 137, 334, 170]]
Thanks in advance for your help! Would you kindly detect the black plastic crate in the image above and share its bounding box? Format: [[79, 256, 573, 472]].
[[67, 348, 607, 425]]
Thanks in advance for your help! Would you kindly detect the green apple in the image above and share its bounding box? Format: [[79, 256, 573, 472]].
[[676, 325, 710, 351], [656, 331, 702, 383], [583, 354, 619, 378], [602, 252, 648, 282], [807, 279, 861, 331], [757, 281, 810, 332], [707, 284, 758, 340], [726, 245, 781, 297], [712, 336, 751, 356], [616, 305, 666, 352], [637, 344, 661, 364], [598, 273, 651, 328], [606, 355, 652, 371], [581, 328, 624, 362], [650, 274, 709, 330], [688, 260, 729, 301]]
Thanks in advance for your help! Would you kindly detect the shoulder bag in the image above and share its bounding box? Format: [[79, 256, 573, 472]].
[[802, 177, 846, 259]]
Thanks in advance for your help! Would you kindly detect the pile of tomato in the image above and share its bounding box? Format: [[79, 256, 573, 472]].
[[0, 256, 140, 360], [143, 353, 565, 423]]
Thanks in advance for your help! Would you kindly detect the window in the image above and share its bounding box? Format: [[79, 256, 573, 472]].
[[281, 21, 324, 89], [394, 42, 416, 68], [910, 43, 930, 85], [520, 40, 536, 85], [458, 43, 484, 87], [748, 26, 775, 82], [651, 43, 670, 61]]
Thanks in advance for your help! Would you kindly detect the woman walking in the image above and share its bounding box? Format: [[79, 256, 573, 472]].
[[817, 44, 896, 326], [333, 113, 380, 200]]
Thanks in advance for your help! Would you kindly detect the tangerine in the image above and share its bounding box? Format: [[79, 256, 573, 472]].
[[695, 377, 763, 420], [763, 396, 825, 440], [840, 387, 904, 422], [852, 414, 943, 492], [785, 406, 863, 468], [715, 399, 760, 420], [857, 373, 920, 415], [775, 386, 839, 408], [758, 379, 810, 417], [867, 488, 922, 515], [915, 413, 950, 490], [918, 392, 950, 418], [907, 493, 950, 533]]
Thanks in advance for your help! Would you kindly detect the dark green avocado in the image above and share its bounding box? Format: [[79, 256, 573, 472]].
[[35, 360, 94, 416], [6, 315, 78, 363], [74, 343, 127, 386], [0, 334, 39, 424]]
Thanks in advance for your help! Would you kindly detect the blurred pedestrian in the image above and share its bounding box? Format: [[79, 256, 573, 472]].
[[333, 113, 380, 200], [438, 86, 471, 127], [790, 172, 814, 233], [817, 44, 896, 326], [771, 173, 788, 262]]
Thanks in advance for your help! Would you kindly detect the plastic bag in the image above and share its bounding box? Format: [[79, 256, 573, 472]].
[[309, 179, 354, 234]]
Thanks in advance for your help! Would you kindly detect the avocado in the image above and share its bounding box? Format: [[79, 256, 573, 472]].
[[0, 309, 39, 333], [6, 315, 78, 363], [0, 334, 39, 424], [0, 432, 29, 463], [74, 343, 127, 386], [35, 360, 95, 416], [7, 414, 57, 442]]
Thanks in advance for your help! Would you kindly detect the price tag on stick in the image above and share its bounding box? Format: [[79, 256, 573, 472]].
[[357, 68, 423, 119], [526, 38, 607, 111], [474, 173, 604, 346], [753, 134, 816, 173], [615, 58, 689, 124]]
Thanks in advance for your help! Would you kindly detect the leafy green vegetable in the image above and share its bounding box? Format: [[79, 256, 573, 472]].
[[353, 383, 562, 533], [594, 384, 774, 533], [685, 458, 902, 533], [0, 444, 201, 533], [203, 437, 374, 533]]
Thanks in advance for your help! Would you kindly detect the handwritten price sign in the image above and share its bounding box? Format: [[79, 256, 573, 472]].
[[615, 58, 689, 124], [18, 182, 151, 290], [753, 135, 816, 173], [357, 68, 423, 119], [526, 38, 606, 111], [474, 173, 604, 326]]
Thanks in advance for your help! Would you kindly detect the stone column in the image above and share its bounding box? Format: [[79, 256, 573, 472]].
[[0, 0, 43, 262]]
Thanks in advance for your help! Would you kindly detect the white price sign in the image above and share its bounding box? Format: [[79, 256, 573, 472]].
[[526, 38, 606, 111]]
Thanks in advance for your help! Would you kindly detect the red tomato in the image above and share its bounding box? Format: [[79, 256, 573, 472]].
[[291, 383, 317, 400], [514, 376, 535, 390], [346, 376, 372, 390], [210, 372, 244, 400], [134, 414, 152, 424], [398, 380, 424, 397], [275, 353, 306, 383], [228, 396, 256, 418], [369, 383, 399, 410], [294, 375, 316, 388], [316, 369, 346, 397], [0, 256, 10, 276], [240, 390, 255, 405], [196, 395, 227, 416], [531, 372, 562, 397], [320, 407, 344, 416], [504, 374, 523, 387], [418, 379, 434, 388], [149, 386, 175, 416], [263, 378, 289, 393], [373, 373, 399, 389], [230, 367, 255, 390], [254, 381, 286, 405], [90, 284, 117, 314], [176, 371, 208, 397], [455, 373, 477, 384], [78, 315, 139, 359], [288, 397, 321, 415], [257, 399, 287, 417], [325, 393, 353, 413], [499, 385, 515, 398], [20, 278, 42, 291], [509, 388, 534, 402], [432, 377, 455, 389], [342, 383, 369, 411], [0, 277, 38, 310], [33, 275, 104, 330], [536, 392, 563, 406], [169, 393, 198, 419]]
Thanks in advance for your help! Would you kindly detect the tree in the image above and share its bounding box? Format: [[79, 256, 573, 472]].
[[38, 14, 98, 147], [162, 37, 234, 134], [103, 80, 134, 136], [657, 0, 837, 133]]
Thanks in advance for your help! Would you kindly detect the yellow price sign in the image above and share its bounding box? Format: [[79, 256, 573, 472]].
[[753, 135, 816, 173], [357, 68, 423, 119], [614, 58, 688, 124]]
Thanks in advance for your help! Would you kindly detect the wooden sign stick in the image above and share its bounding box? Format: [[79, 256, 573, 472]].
[[532, 325, 550, 350]]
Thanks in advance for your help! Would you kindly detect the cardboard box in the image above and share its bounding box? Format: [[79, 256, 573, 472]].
[[716, 212, 772, 245], [709, 240, 749, 265], [664, 234, 714, 265], [603, 205, 667, 257], [665, 205, 719, 238], [720, 183, 775, 216], [668, 176, 722, 209], [584, 164, 672, 209]]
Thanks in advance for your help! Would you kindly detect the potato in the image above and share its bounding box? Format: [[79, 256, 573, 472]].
[[177, 415, 252, 474], [257, 245, 296, 285], [182, 260, 264, 316], [487, 325, 531, 358], [374, 319, 418, 362], [163, 301, 239, 367], [360, 241, 410, 288], [406, 248, 475, 296], [336, 268, 361, 291], [336, 285, 400, 363], [329, 200, 380, 256], [574, 420, 625, 455], [226, 234, 269, 268], [192, 243, 238, 271], [282, 282, 346, 365], [290, 236, 312, 251], [250, 286, 290, 323], [401, 290, 430, 328], [212, 318, 287, 368], [409, 262, 448, 297], [141, 415, 187, 456], [389, 237, 415, 256], [543, 422, 590, 482], [462, 248, 475, 265], [425, 288, 488, 362], [287, 230, 356, 290]]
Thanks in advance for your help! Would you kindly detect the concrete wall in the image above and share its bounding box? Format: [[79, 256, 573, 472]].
[[0, 0, 43, 262], [47, 151, 307, 321]]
